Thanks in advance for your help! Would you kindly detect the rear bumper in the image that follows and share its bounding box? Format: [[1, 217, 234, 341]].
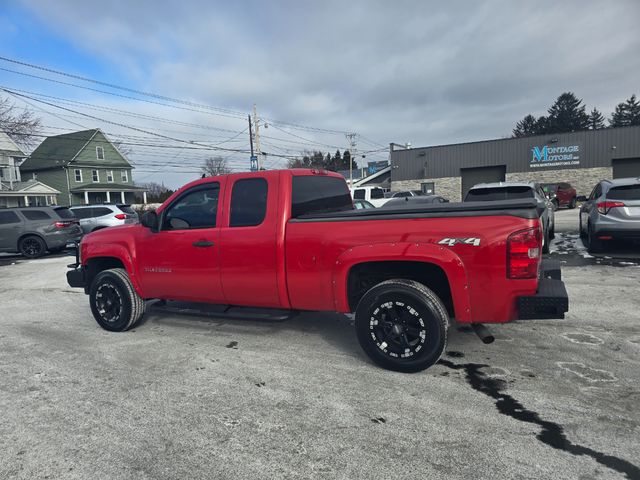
[[517, 260, 568, 320], [593, 229, 640, 241]]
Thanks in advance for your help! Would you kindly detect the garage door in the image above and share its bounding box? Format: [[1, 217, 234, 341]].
[[461, 165, 506, 199], [612, 158, 640, 179]]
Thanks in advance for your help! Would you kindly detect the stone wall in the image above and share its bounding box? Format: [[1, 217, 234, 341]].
[[505, 166, 612, 196], [392, 177, 463, 202]]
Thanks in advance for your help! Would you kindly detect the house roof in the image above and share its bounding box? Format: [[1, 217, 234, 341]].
[[21, 129, 98, 171], [21, 128, 131, 172], [0, 179, 60, 195], [0, 132, 25, 155]]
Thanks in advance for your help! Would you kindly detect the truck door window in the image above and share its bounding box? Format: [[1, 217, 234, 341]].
[[353, 189, 365, 199], [162, 184, 219, 230], [370, 188, 384, 199], [230, 178, 268, 227]]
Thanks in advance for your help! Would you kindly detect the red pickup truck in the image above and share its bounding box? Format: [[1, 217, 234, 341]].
[[67, 169, 568, 372]]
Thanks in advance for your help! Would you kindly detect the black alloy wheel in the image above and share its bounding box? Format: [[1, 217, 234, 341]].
[[355, 279, 448, 373], [89, 268, 145, 331], [19, 235, 46, 258]]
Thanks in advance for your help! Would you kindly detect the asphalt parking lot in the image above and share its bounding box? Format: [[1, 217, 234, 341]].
[[1, 208, 639, 480]]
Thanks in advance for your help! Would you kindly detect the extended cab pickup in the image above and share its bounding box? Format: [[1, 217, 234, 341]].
[[67, 169, 568, 372]]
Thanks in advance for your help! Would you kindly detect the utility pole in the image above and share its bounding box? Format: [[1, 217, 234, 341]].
[[345, 133, 357, 187], [253, 104, 262, 170], [248, 114, 256, 171]]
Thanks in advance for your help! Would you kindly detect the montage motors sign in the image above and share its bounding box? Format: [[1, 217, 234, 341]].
[[529, 143, 581, 169]]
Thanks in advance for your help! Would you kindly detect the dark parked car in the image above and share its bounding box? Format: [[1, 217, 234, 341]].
[[0, 206, 82, 258], [579, 178, 640, 253], [464, 182, 555, 253], [541, 182, 577, 210], [381, 195, 449, 208]]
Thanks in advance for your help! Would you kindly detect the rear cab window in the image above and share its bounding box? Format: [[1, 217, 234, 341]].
[[291, 175, 353, 218], [465, 186, 535, 201]]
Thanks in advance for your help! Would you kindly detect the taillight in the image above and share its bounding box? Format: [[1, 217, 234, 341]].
[[114, 213, 127, 220], [54, 221, 74, 228], [597, 201, 625, 214], [507, 227, 541, 279]]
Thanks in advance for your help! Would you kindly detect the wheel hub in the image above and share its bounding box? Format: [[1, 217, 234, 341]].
[[370, 300, 427, 359]]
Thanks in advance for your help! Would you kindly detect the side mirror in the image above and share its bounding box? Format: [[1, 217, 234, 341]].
[[576, 195, 587, 202], [141, 211, 159, 232]]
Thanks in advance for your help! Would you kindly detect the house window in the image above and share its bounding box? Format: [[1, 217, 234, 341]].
[[121, 170, 128, 183], [107, 170, 114, 183], [96, 146, 105, 160], [74, 169, 83, 182], [92, 170, 100, 182]]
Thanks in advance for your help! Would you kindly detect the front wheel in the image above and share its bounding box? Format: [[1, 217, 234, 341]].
[[89, 268, 145, 331], [569, 197, 577, 209], [355, 279, 448, 373]]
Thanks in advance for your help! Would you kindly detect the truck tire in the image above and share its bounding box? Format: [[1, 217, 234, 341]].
[[19, 235, 46, 258], [89, 268, 145, 332], [355, 279, 448, 373]]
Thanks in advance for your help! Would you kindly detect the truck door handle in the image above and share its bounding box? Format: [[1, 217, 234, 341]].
[[192, 240, 215, 248]]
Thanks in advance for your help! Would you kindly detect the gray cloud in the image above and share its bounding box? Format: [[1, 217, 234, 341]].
[[14, 0, 640, 185]]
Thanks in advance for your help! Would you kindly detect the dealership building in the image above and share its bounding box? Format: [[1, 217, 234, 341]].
[[389, 125, 640, 201]]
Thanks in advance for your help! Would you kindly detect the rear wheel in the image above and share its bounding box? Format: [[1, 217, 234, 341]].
[[19, 235, 46, 258], [89, 268, 145, 331], [355, 279, 448, 373], [587, 223, 604, 254]]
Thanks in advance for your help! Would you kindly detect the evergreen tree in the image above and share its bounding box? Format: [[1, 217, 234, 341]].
[[546, 92, 589, 133], [535, 116, 550, 135], [610, 94, 640, 127], [588, 108, 606, 130], [512, 114, 539, 137]]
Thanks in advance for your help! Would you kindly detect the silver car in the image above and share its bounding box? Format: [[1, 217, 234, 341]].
[[70, 204, 139, 234], [579, 177, 640, 253], [464, 182, 555, 253]]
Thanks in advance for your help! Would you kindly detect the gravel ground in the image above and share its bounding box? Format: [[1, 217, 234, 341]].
[[1, 209, 639, 480]]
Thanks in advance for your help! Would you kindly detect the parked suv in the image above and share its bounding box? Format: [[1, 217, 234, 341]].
[[541, 182, 577, 210], [0, 206, 82, 258], [464, 182, 555, 253], [579, 178, 640, 253], [70, 204, 139, 234]]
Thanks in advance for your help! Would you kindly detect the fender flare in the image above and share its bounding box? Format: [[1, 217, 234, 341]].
[[332, 242, 472, 322], [83, 243, 144, 297]]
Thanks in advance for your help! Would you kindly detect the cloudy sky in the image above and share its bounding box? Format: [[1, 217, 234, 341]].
[[1, 0, 639, 187]]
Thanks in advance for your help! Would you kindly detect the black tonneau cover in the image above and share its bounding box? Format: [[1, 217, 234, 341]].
[[292, 199, 542, 222]]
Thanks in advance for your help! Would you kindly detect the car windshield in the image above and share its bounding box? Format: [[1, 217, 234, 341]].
[[465, 186, 534, 201], [607, 184, 640, 200], [540, 184, 558, 194]]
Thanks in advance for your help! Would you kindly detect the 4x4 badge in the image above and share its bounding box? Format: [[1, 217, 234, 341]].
[[438, 237, 481, 247]]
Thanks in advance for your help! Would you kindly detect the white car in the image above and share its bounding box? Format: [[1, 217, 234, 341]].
[[350, 186, 391, 208]]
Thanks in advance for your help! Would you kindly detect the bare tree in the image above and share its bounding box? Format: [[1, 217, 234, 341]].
[[0, 96, 42, 150], [202, 156, 231, 176]]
